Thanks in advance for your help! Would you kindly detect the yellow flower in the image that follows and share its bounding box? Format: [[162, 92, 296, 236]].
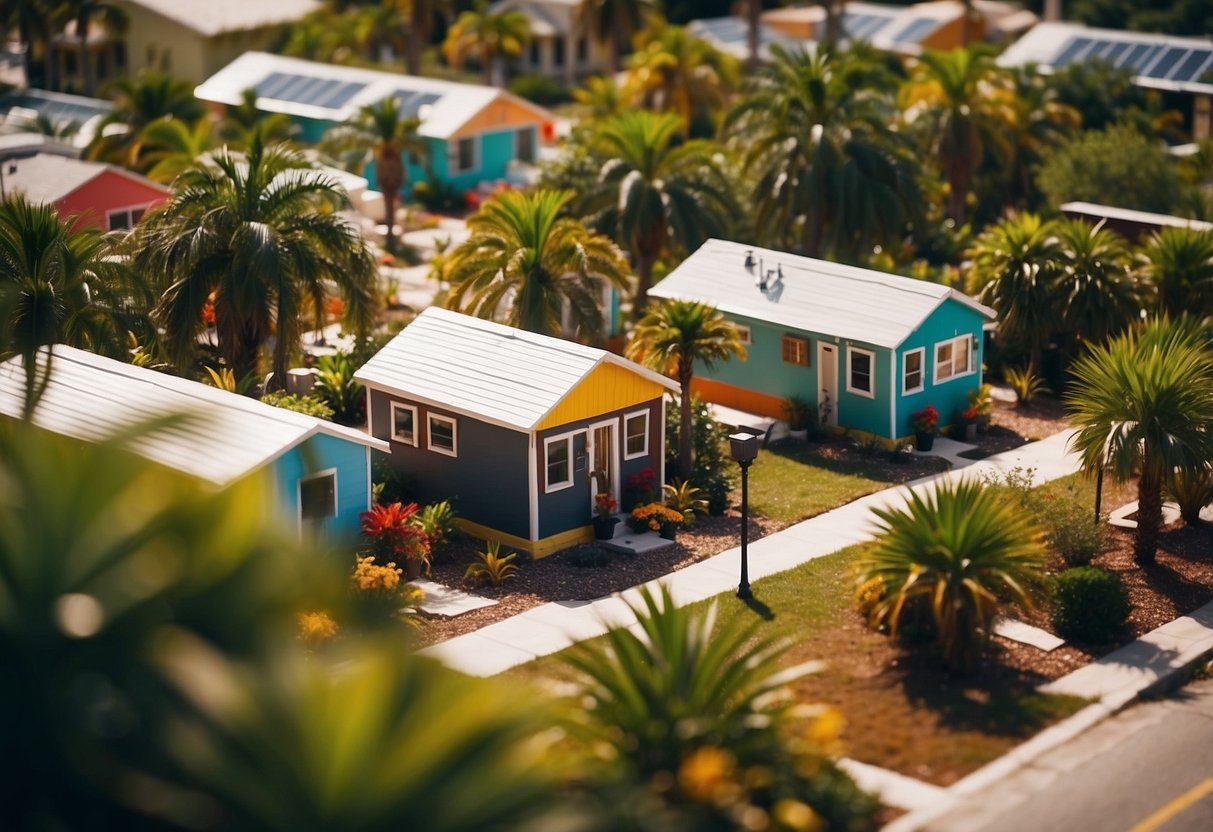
[[772, 799, 821, 832], [352, 555, 402, 593], [297, 610, 339, 646], [677, 746, 735, 802]]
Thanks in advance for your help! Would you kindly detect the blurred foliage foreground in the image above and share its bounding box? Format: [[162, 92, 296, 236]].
[[0, 421, 875, 832]]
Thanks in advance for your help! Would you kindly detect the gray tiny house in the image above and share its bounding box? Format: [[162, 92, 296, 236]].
[[355, 308, 678, 557]]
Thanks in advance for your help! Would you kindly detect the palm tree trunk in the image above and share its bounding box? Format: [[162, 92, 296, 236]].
[[678, 367, 693, 481], [608, 24, 621, 75], [406, 24, 422, 75], [634, 252, 654, 315], [382, 187, 398, 254], [79, 16, 94, 98], [746, 0, 761, 69], [482, 46, 494, 85], [1135, 463, 1163, 566]]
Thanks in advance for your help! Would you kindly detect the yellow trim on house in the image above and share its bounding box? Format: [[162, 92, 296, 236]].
[[536, 362, 667, 431], [455, 518, 593, 559]]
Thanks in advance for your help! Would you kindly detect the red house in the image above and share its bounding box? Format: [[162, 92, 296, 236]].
[[4, 154, 169, 231]]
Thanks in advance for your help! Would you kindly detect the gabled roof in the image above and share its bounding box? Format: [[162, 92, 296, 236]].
[[354, 307, 678, 433], [650, 240, 995, 351], [194, 52, 554, 140], [0, 346, 387, 487], [4, 154, 168, 205], [999, 22, 1213, 96], [687, 16, 802, 60], [118, 0, 320, 37]]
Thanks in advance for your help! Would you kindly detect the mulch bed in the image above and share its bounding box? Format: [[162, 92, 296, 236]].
[[968, 394, 1071, 456]]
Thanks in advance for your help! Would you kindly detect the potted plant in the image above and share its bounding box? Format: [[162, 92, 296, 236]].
[[360, 502, 432, 579], [628, 502, 685, 540], [623, 467, 659, 511], [955, 406, 979, 441], [910, 405, 939, 452], [968, 384, 993, 433], [782, 395, 814, 442], [592, 492, 619, 540]]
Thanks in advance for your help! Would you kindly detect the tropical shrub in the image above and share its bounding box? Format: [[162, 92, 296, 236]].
[[969, 383, 994, 429], [260, 390, 335, 420], [1168, 468, 1213, 525], [413, 499, 460, 560], [1005, 365, 1047, 406], [783, 394, 815, 431], [561, 585, 878, 831], [662, 479, 707, 524], [1051, 567, 1129, 643], [665, 395, 736, 514], [361, 502, 431, 574], [464, 541, 520, 588], [508, 72, 571, 105], [1037, 490, 1106, 566], [856, 478, 1048, 674], [313, 350, 365, 426], [572, 546, 612, 568]]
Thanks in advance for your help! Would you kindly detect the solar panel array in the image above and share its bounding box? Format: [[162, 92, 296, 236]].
[[1051, 35, 1213, 86], [0, 93, 110, 126], [253, 72, 369, 111], [392, 90, 441, 117], [843, 11, 897, 41], [891, 16, 942, 45], [692, 15, 749, 44]]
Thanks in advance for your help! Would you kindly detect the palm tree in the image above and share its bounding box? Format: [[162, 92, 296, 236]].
[[218, 87, 299, 148], [1002, 66, 1080, 210], [403, 0, 439, 75], [725, 45, 920, 259], [561, 585, 877, 830], [86, 72, 205, 169], [56, 0, 127, 97], [134, 135, 377, 389], [442, 2, 530, 86], [627, 300, 746, 481], [442, 189, 630, 340], [856, 478, 1047, 674], [623, 23, 738, 132], [583, 0, 656, 75], [900, 47, 1015, 224], [580, 110, 736, 312], [1137, 226, 1213, 321], [322, 97, 427, 254], [1053, 217, 1140, 345], [573, 75, 625, 119], [966, 212, 1063, 369], [137, 115, 220, 183], [1066, 318, 1213, 565]]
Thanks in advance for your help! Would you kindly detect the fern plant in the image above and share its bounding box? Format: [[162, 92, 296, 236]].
[[1004, 365, 1047, 407], [313, 351, 365, 426], [463, 541, 520, 588]]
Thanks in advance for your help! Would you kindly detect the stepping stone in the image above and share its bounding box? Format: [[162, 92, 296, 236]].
[[994, 616, 1065, 652], [1108, 500, 1181, 529], [601, 530, 675, 556], [411, 579, 497, 617]]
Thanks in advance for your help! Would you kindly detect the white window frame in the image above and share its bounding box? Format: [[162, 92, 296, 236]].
[[390, 401, 418, 446], [426, 413, 458, 457], [846, 346, 876, 399], [902, 347, 925, 395], [297, 467, 338, 529], [543, 432, 575, 492], [623, 409, 649, 460], [734, 323, 752, 345], [515, 127, 535, 163], [934, 335, 975, 384], [450, 135, 479, 175], [105, 203, 149, 231]]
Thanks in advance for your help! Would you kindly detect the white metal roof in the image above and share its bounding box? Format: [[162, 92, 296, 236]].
[[649, 239, 995, 351], [1060, 201, 1213, 232], [194, 52, 553, 140], [3, 153, 168, 205], [354, 307, 677, 432], [119, 0, 320, 37], [0, 346, 387, 487]]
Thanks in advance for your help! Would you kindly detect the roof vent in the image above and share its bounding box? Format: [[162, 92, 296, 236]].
[[744, 249, 755, 271]]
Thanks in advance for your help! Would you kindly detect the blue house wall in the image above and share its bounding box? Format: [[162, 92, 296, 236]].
[[270, 432, 371, 544], [893, 302, 988, 438], [359, 127, 535, 195]]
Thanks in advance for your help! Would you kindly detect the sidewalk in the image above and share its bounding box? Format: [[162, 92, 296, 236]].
[[420, 429, 1082, 676]]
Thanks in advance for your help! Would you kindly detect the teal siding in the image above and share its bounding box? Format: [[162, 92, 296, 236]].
[[894, 300, 987, 438], [271, 433, 371, 544]]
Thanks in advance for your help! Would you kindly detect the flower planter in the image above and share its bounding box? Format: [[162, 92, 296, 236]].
[[404, 557, 424, 580], [659, 523, 678, 541], [592, 516, 620, 540], [963, 422, 977, 441], [915, 431, 935, 452], [788, 428, 809, 442]]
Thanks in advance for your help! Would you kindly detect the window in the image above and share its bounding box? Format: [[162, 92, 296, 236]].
[[734, 324, 752, 345], [846, 347, 875, 397], [452, 136, 477, 173], [902, 348, 924, 394], [624, 410, 648, 459], [390, 402, 417, 445], [576, 37, 588, 63], [554, 37, 565, 66], [528, 41, 539, 66], [515, 128, 535, 163], [544, 434, 574, 491], [299, 470, 337, 524], [781, 335, 809, 367], [106, 207, 145, 231], [934, 336, 974, 383], [427, 413, 457, 456]]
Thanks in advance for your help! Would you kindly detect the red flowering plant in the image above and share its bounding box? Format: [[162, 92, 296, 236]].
[[910, 404, 940, 435], [594, 492, 618, 520], [623, 467, 659, 510], [360, 502, 431, 573], [960, 406, 980, 424]]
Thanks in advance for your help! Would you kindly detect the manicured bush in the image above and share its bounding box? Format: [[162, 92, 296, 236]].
[[1052, 567, 1129, 643], [571, 546, 612, 568], [260, 390, 334, 420], [507, 73, 571, 106], [665, 395, 736, 514], [1037, 491, 1106, 566]]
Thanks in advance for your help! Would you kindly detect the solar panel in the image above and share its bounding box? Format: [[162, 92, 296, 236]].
[[253, 72, 368, 110], [892, 17, 940, 45], [843, 13, 889, 41], [1143, 46, 1187, 78], [1171, 48, 1213, 82], [1054, 37, 1094, 65], [394, 91, 441, 118], [1102, 42, 1131, 64], [1119, 42, 1158, 69]]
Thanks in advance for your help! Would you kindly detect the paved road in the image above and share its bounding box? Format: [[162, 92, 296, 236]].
[[922, 678, 1213, 832]]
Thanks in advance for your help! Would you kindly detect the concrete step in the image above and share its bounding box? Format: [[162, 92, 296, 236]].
[[600, 527, 676, 555]]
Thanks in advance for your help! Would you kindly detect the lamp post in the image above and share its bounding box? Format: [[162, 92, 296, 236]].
[[729, 432, 759, 600]]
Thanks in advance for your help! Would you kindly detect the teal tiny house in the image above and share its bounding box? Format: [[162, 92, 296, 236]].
[[0, 347, 387, 541], [356, 308, 678, 558], [650, 240, 995, 442], [194, 52, 554, 194]]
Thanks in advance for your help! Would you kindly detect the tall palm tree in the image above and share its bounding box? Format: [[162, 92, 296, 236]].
[[857, 478, 1047, 675], [217, 88, 298, 147], [1053, 217, 1140, 345], [580, 110, 736, 312], [1, 0, 52, 88], [1067, 318, 1213, 565], [86, 72, 205, 169], [134, 135, 377, 389], [1002, 66, 1080, 210], [136, 115, 220, 183], [402, 0, 438, 75], [56, 0, 127, 97], [1137, 226, 1213, 321], [741, 0, 761, 68], [623, 23, 738, 132], [442, 2, 530, 86], [725, 45, 920, 259], [627, 300, 746, 481], [322, 97, 427, 254], [443, 189, 630, 339], [583, 0, 657, 75], [966, 212, 1063, 369], [900, 46, 1015, 224]]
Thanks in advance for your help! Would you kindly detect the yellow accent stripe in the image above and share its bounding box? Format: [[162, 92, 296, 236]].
[[455, 518, 593, 560], [1130, 778, 1213, 832]]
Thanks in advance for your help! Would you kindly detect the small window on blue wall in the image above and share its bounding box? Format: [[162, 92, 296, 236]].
[[847, 347, 875, 398], [545, 434, 574, 491]]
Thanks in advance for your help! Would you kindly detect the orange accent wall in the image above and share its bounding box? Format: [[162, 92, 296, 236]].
[[537, 361, 668, 431], [56, 170, 169, 232], [922, 16, 986, 50], [690, 377, 787, 420], [449, 97, 549, 140]]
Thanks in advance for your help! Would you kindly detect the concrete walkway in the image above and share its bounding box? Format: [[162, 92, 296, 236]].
[[419, 429, 1082, 676]]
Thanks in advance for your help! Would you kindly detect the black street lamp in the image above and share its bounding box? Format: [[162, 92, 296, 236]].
[[729, 432, 760, 600]]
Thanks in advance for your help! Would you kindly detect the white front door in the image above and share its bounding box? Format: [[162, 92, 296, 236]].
[[817, 342, 838, 428], [586, 419, 618, 513]]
